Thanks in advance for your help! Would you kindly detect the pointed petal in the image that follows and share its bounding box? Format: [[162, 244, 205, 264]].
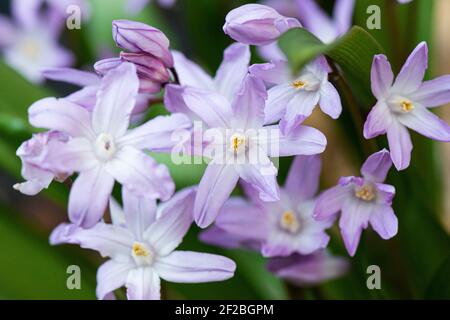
[[398, 106, 450, 141], [280, 91, 320, 135], [375, 183, 396, 206], [339, 199, 372, 256], [236, 161, 280, 202], [393, 42, 428, 94], [319, 81, 342, 119], [231, 74, 267, 129], [249, 60, 291, 85], [386, 120, 412, 171], [120, 113, 192, 152], [109, 197, 126, 227], [181, 87, 233, 128], [369, 205, 398, 240], [126, 267, 160, 300], [194, 164, 240, 228], [295, 0, 337, 43], [333, 0, 355, 35], [262, 125, 327, 157], [68, 166, 115, 228], [122, 188, 157, 240], [215, 43, 251, 101], [105, 146, 174, 201], [29, 98, 94, 138], [314, 185, 350, 220], [92, 63, 139, 137], [370, 55, 394, 99], [171, 50, 215, 89], [144, 187, 196, 255], [361, 149, 392, 182], [363, 101, 392, 139], [285, 155, 321, 200], [97, 260, 133, 300], [411, 75, 450, 107], [264, 83, 297, 124], [156, 251, 236, 283], [42, 67, 99, 87]]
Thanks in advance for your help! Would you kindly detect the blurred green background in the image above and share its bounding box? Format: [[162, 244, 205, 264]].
[[0, 0, 449, 299]]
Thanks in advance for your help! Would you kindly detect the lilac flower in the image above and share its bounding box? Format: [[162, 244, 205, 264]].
[[165, 42, 250, 115], [14, 131, 69, 196], [267, 251, 349, 286], [28, 63, 191, 227], [126, 0, 176, 14], [295, 0, 355, 44], [42, 67, 152, 119], [95, 20, 173, 94], [0, 6, 73, 83], [250, 56, 342, 134], [201, 155, 332, 257], [223, 4, 301, 46], [180, 74, 327, 228], [12, 0, 91, 23], [314, 149, 398, 256], [364, 42, 450, 170], [51, 187, 236, 300]]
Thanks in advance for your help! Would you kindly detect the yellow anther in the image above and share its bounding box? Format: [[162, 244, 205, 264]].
[[355, 185, 376, 201], [280, 210, 301, 233], [291, 80, 306, 89], [132, 242, 149, 257], [400, 100, 414, 112], [230, 134, 245, 153]]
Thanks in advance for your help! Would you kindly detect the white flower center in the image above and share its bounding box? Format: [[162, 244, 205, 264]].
[[388, 96, 415, 114], [131, 242, 154, 266], [18, 36, 42, 60], [229, 133, 246, 154], [291, 72, 320, 91], [94, 133, 116, 161], [279, 210, 301, 233], [355, 184, 376, 201]]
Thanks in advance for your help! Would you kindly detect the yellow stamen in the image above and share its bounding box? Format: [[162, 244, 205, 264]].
[[355, 185, 376, 201], [132, 242, 149, 257], [280, 210, 300, 233], [231, 134, 245, 153], [291, 80, 306, 89], [400, 100, 414, 112]]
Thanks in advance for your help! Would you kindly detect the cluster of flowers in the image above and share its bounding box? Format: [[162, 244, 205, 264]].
[[14, 0, 450, 300]]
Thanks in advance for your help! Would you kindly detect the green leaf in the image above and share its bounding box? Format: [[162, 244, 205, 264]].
[[424, 254, 450, 299], [279, 26, 384, 106]]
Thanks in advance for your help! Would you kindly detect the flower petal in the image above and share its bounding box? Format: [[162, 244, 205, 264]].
[[181, 86, 233, 128], [370, 55, 394, 99], [249, 60, 291, 85], [386, 119, 412, 171], [171, 51, 215, 89], [319, 81, 342, 119], [109, 197, 126, 227], [393, 42, 428, 94], [264, 83, 297, 125], [155, 251, 236, 283], [92, 63, 139, 138], [236, 161, 280, 202], [41, 67, 100, 87], [369, 205, 398, 240], [97, 260, 134, 300], [363, 101, 392, 139], [398, 106, 450, 142], [333, 0, 355, 35], [29, 97, 94, 138], [284, 155, 321, 200], [122, 188, 157, 240], [144, 187, 196, 255], [120, 113, 192, 152], [231, 74, 267, 129], [295, 0, 337, 43], [361, 149, 392, 182], [68, 166, 115, 228], [280, 91, 321, 135], [215, 43, 251, 101], [314, 185, 350, 221], [339, 198, 372, 256], [411, 75, 450, 107], [105, 146, 174, 201], [194, 164, 240, 228], [126, 267, 160, 300]]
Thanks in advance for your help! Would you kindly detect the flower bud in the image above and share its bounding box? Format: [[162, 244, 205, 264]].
[[223, 4, 301, 46], [112, 20, 174, 68]]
